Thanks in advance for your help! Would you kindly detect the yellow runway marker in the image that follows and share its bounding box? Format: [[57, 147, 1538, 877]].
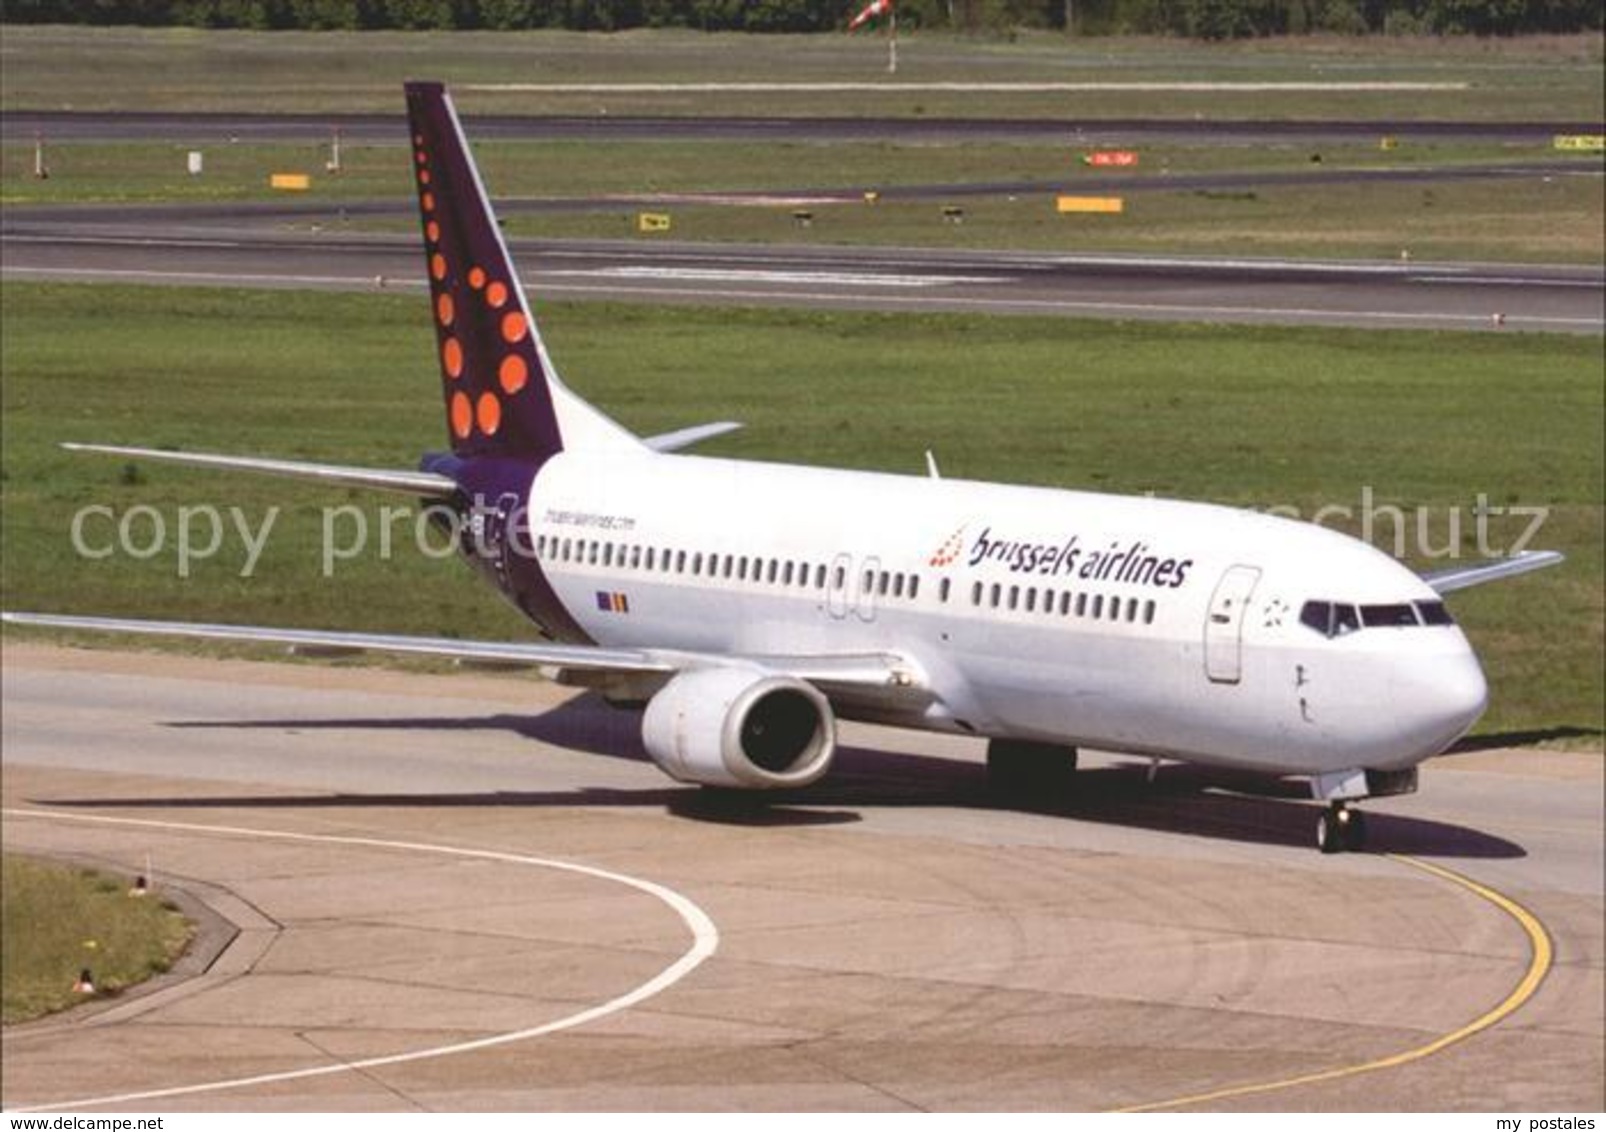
[[1115, 853, 1553, 1112]]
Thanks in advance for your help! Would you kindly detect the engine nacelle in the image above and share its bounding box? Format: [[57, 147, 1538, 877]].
[[642, 667, 835, 790]]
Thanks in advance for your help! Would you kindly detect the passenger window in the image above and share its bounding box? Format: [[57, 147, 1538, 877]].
[[971, 581, 983, 606], [1059, 592, 1072, 616], [1144, 600, 1156, 625], [1024, 588, 1036, 613], [989, 583, 1001, 608], [909, 575, 920, 600], [1091, 595, 1103, 619], [1076, 593, 1088, 617]]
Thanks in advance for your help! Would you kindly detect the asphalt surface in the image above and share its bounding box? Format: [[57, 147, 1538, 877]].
[[2, 643, 1600, 1112], [5, 216, 1602, 332]]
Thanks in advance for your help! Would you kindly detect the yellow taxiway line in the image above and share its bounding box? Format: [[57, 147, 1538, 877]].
[[1115, 853, 1554, 1112]]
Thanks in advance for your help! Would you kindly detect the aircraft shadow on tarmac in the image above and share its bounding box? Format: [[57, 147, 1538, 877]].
[[49, 693, 1526, 858]]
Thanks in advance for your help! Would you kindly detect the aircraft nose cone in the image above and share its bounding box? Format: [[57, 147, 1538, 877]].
[[1392, 645, 1488, 759]]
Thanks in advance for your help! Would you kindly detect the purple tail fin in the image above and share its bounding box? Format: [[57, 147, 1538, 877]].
[[405, 81, 563, 460]]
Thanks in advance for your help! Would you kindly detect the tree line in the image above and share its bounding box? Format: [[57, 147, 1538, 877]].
[[1, 0, 1599, 37]]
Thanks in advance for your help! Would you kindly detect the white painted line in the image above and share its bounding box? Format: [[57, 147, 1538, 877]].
[[468, 82, 1470, 94], [4, 807, 720, 1113], [552, 265, 1002, 288]]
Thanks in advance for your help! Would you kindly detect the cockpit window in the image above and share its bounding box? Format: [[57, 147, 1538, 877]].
[[1361, 603, 1420, 628], [1299, 600, 1361, 638], [1300, 598, 1444, 637], [1416, 600, 1455, 626], [1299, 600, 1332, 635]]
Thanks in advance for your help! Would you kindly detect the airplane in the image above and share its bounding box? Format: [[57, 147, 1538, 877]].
[[3, 81, 1564, 855]]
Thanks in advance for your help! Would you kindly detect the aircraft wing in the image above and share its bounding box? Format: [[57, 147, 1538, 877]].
[[60, 444, 459, 497], [1421, 549, 1565, 594], [0, 612, 922, 692]]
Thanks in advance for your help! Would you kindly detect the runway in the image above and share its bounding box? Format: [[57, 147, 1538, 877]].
[[3, 642, 1600, 1112], [5, 220, 1601, 332]]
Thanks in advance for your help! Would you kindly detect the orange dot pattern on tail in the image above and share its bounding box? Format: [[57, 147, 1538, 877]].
[[410, 82, 562, 456], [499, 354, 528, 395], [477, 391, 502, 436]]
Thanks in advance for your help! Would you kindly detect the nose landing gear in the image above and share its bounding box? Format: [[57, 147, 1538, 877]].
[[1316, 802, 1367, 854]]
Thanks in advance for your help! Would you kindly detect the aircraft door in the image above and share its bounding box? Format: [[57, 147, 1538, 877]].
[[855, 556, 881, 623], [1204, 564, 1262, 685], [479, 491, 522, 592], [827, 553, 852, 620]]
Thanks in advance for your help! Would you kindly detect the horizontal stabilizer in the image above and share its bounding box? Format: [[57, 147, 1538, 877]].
[[1421, 549, 1565, 594], [62, 443, 459, 497], [643, 421, 744, 453]]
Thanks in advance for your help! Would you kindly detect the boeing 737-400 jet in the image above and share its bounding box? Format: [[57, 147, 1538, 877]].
[[4, 82, 1564, 854]]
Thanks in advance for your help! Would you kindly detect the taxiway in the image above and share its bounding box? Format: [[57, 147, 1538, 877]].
[[2, 643, 1600, 1112]]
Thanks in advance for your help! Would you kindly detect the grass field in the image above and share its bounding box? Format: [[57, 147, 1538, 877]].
[[5, 136, 1599, 263], [1, 282, 1600, 743], [2, 855, 193, 1024], [2, 26, 1602, 120]]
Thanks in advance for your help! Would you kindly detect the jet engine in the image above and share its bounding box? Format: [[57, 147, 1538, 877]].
[[642, 667, 835, 789]]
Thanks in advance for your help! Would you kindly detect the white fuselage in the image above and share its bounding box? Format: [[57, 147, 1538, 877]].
[[523, 448, 1488, 779]]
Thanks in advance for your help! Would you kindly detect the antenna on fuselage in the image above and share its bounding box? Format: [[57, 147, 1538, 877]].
[[925, 450, 942, 480]]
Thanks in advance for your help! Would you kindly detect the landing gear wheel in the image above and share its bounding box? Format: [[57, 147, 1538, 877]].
[[1343, 809, 1367, 852], [1317, 803, 1365, 854], [986, 739, 1078, 799], [1317, 808, 1342, 854]]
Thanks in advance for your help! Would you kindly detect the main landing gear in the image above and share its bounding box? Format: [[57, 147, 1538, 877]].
[[1316, 801, 1367, 854], [986, 739, 1079, 799]]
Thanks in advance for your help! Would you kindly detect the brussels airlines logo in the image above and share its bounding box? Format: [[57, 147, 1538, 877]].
[[965, 526, 1194, 589], [928, 525, 967, 567]]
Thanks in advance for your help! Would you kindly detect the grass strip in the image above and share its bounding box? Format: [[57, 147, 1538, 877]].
[[1, 282, 1600, 741], [2, 855, 193, 1024]]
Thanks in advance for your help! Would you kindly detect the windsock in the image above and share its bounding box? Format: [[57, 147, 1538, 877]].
[[848, 0, 893, 30]]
